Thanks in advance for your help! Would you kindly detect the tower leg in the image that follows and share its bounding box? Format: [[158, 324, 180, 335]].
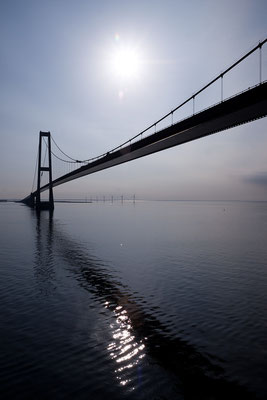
[[36, 131, 54, 210]]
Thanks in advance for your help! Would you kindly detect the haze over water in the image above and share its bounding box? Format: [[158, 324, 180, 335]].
[[1, 200, 267, 399]]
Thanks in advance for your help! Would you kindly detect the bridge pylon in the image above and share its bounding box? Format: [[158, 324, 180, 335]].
[[36, 131, 54, 211]]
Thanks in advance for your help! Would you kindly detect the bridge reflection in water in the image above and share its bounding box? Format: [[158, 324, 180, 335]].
[[34, 210, 255, 399]]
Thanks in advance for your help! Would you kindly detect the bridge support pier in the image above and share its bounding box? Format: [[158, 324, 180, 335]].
[[36, 131, 54, 211]]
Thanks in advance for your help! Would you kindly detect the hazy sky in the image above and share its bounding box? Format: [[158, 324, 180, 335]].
[[1, 0, 267, 200]]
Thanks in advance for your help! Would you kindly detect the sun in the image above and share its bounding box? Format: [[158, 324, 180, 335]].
[[110, 46, 142, 80]]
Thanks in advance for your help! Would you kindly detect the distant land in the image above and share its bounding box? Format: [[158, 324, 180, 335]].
[[1, 198, 267, 204]]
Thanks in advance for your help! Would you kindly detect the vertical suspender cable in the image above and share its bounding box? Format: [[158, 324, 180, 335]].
[[31, 151, 39, 193]]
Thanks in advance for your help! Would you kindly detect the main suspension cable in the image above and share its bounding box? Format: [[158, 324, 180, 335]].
[[43, 137, 78, 163], [51, 135, 82, 162], [51, 149, 77, 163], [51, 150, 76, 164]]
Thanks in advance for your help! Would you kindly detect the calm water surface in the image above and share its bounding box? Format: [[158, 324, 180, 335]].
[[1, 201, 267, 399]]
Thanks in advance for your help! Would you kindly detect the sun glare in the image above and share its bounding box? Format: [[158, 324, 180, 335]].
[[110, 46, 142, 80], [107, 34, 144, 98]]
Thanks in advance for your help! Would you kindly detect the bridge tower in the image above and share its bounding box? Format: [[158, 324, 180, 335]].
[[36, 131, 54, 210]]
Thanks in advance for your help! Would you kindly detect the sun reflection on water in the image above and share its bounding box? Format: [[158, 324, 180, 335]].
[[105, 302, 146, 389]]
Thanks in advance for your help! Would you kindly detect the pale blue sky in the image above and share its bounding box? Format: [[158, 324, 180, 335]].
[[0, 0, 267, 200]]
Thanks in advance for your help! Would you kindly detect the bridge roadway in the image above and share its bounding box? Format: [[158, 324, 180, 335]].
[[30, 81, 267, 197]]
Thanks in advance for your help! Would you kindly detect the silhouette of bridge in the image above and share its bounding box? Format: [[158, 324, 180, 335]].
[[22, 39, 267, 210]]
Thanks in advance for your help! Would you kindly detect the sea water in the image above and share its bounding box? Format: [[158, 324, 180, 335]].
[[1, 200, 267, 399]]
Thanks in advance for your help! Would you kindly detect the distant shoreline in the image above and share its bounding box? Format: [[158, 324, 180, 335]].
[[1, 199, 267, 204]]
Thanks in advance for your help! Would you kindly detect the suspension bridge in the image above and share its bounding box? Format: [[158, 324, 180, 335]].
[[22, 39, 267, 210]]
